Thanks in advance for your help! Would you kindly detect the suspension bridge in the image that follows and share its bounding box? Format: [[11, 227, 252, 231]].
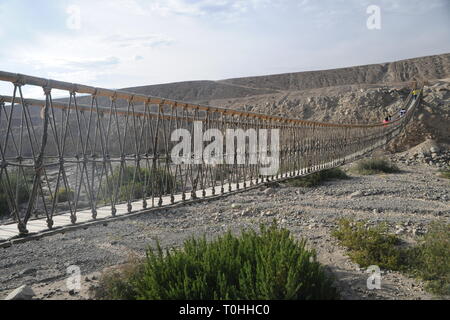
[[0, 71, 421, 246]]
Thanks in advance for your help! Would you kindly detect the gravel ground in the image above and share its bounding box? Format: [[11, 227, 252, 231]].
[[0, 161, 448, 300]]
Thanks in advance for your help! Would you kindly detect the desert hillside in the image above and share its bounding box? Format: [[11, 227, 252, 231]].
[[219, 53, 450, 92], [9, 53, 450, 155], [115, 53, 450, 150], [121, 53, 450, 103]]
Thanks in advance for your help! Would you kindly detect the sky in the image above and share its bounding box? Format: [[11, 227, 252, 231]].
[[0, 0, 449, 93]]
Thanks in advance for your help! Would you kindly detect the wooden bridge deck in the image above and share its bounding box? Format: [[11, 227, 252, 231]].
[[0, 154, 364, 245], [0, 163, 343, 245]]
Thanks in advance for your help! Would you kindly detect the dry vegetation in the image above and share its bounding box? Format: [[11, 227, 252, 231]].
[[333, 219, 450, 296]]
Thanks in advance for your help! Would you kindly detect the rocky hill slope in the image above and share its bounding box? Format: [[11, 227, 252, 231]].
[[207, 78, 450, 151], [218, 53, 450, 92], [120, 53, 449, 103], [116, 53, 450, 150]]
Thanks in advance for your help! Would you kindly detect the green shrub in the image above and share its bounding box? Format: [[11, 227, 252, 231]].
[[96, 223, 339, 300], [407, 223, 450, 296], [56, 188, 74, 203], [332, 219, 403, 270], [333, 219, 450, 296], [102, 166, 176, 202], [0, 193, 10, 218], [95, 258, 145, 300], [439, 169, 450, 179], [286, 168, 349, 188], [0, 171, 31, 217], [352, 158, 400, 175], [213, 165, 233, 181]]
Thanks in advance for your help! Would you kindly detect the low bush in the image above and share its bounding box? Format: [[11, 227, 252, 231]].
[[56, 187, 74, 203], [352, 158, 400, 175], [0, 171, 31, 217], [94, 258, 145, 300], [333, 219, 450, 296], [0, 192, 9, 218], [213, 164, 233, 181], [102, 166, 176, 202], [407, 222, 450, 296], [286, 168, 349, 188], [96, 223, 340, 300], [332, 219, 403, 270], [439, 169, 450, 179]]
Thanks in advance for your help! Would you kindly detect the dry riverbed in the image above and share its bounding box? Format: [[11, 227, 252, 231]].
[[0, 161, 448, 300]]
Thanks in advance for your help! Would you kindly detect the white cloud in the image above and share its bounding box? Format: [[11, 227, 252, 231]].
[[0, 0, 448, 95], [298, 0, 449, 15], [0, 2, 5, 37], [104, 34, 175, 48], [129, 0, 273, 20], [376, 0, 448, 14], [9, 29, 174, 85], [23, 56, 120, 71], [47, 70, 107, 84], [7, 33, 121, 88]]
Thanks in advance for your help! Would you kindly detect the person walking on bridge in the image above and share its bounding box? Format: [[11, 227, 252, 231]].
[[412, 89, 419, 101]]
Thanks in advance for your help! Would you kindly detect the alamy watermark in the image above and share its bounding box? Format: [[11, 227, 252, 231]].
[[171, 121, 280, 176], [66, 265, 81, 292], [366, 5, 381, 30], [66, 5, 81, 30], [366, 265, 382, 290]]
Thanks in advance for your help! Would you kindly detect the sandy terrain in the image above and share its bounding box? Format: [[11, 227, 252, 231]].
[[1, 53, 449, 300], [1, 155, 448, 300]]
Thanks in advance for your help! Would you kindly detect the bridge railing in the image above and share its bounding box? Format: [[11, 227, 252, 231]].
[[0, 71, 421, 235]]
